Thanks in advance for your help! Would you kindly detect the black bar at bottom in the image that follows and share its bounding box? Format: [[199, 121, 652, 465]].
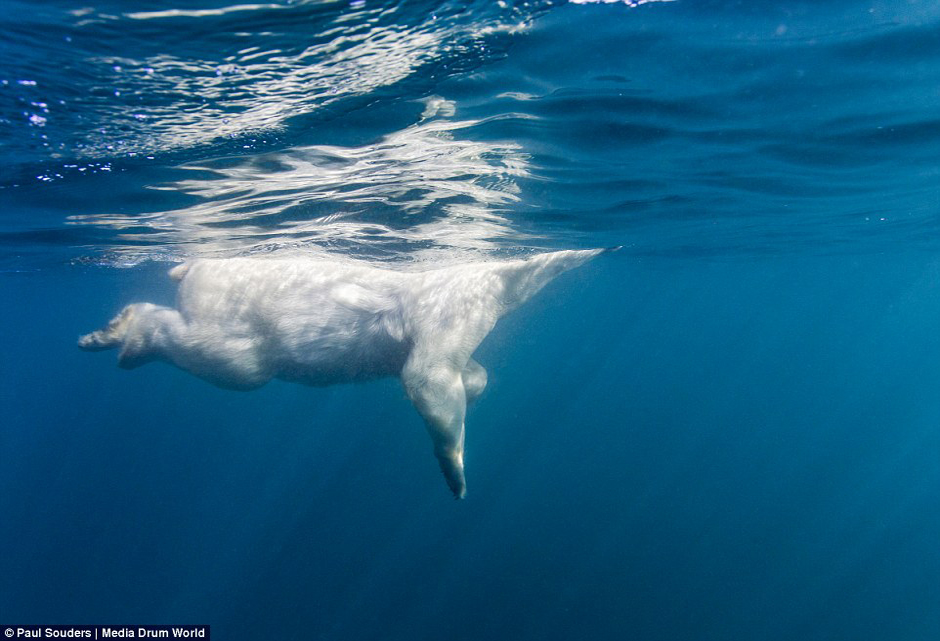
[[1, 626, 209, 640]]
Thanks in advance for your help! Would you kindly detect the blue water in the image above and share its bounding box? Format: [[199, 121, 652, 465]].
[[3, 1, 940, 639]]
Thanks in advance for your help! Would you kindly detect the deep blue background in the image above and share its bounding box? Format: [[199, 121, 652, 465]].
[[3, 253, 940, 640], [4, 0, 940, 639]]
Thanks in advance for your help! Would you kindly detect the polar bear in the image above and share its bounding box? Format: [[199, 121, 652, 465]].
[[79, 249, 613, 498]]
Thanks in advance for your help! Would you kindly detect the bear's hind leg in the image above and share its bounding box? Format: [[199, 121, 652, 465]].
[[78, 304, 141, 351]]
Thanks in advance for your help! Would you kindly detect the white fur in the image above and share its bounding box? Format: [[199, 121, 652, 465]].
[[79, 249, 608, 497]]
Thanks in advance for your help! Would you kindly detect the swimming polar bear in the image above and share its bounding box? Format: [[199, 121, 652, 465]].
[[79, 249, 613, 498]]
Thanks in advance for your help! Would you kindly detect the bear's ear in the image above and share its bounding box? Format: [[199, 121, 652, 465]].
[[169, 263, 191, 282]]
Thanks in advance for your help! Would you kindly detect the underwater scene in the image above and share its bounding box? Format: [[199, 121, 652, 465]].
[[3, 0, 940, 639]]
